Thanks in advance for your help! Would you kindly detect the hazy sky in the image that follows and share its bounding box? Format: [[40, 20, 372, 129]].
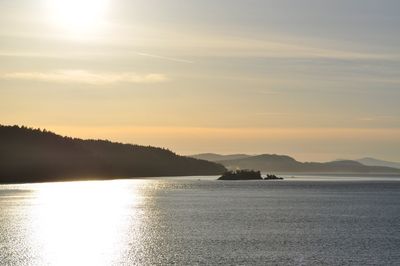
[[1, 0, 399, 161]]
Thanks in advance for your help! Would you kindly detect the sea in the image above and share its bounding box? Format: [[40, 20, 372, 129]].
[[1, 175, 400, 265]]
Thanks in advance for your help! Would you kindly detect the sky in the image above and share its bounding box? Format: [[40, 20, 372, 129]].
[[0, 0, 399, 162]]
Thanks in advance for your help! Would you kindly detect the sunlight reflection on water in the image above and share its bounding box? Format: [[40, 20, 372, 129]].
[[29, 180, 147, 266]]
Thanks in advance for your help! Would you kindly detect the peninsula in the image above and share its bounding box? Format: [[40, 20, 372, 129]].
[[0, 125, 226, 184]]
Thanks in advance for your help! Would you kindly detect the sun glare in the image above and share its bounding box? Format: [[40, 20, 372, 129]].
[[46, 0, 108, 35], [31, 181, 146, 265]]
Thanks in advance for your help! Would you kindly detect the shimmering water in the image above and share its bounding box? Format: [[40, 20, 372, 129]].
[[1, 177, 400, 265]]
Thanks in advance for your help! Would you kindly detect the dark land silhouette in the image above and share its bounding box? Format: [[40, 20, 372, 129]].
[[191, 153, 400, 174], [218, 170, 284, 180], [0, 125, 226, 183], [264, 174, 284, 180], [218, 170, 263, 180]]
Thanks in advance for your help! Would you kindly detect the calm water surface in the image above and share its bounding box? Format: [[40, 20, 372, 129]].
[[1, 176, 400, 265]]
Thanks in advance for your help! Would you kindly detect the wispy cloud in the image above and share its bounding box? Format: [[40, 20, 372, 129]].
[[254, 112, 291, 116], [0, 70, 169, 85], [120, 27, 400, 61], [4, 28, 398, 62], [359, 115, 398, 122], [136, 52, 194, 64]]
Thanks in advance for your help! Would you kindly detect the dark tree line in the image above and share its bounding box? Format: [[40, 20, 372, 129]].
[[218, 169, 263, 180], [0, 125, 226, 183]]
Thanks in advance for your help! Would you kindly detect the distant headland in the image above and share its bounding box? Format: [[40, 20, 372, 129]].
[[192, 153, 400, 175], [0, 125, 226, 184]]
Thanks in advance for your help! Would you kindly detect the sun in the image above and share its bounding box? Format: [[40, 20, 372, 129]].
[[46, 0, 108, 35]]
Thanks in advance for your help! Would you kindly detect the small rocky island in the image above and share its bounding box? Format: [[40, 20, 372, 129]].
[[218, 170, 284, 180], [264, 174, 284, 180]]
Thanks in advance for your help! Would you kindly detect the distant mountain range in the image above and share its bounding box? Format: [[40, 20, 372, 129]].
[[190, 153, 400, 174], [355, 157, 400, 170], [0, 125, 226, 183]]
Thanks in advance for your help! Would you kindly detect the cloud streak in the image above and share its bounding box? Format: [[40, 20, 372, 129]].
[[0, 70, 169, 85], [136, 52, 194, 64], [117, 27, 400, 61]]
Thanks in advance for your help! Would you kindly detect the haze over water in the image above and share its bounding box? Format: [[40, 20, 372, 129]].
[[1, 176, 400, 265]]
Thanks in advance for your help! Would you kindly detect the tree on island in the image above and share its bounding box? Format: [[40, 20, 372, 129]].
[[218, 169, 263, 180], [218, 170, 284, 180]]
